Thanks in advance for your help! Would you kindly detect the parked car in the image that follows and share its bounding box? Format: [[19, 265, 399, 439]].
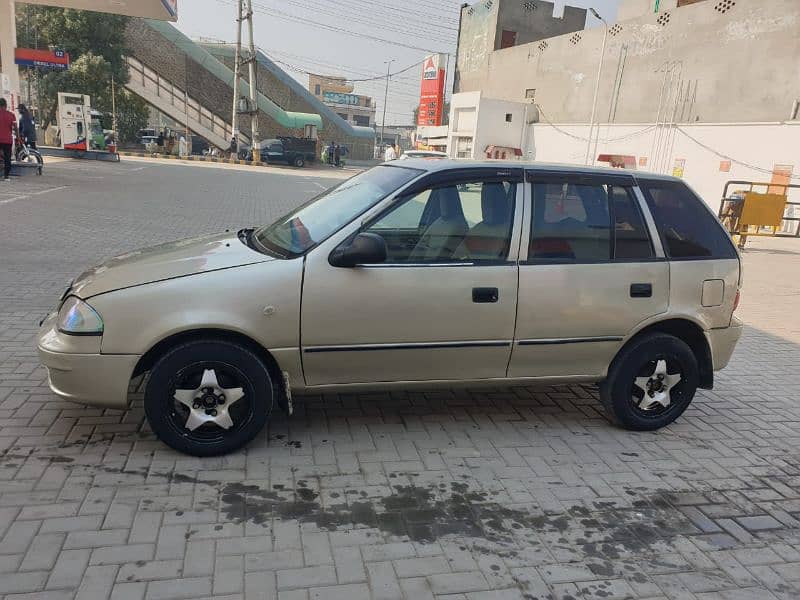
[[239, 137, 317, 167], [399, 150, 447, 160], [37, 160, 743, 456]]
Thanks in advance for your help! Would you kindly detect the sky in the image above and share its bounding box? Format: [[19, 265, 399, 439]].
[[175, 0, 621, 127]]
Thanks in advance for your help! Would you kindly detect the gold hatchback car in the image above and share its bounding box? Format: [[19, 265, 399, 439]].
[[38, 160, 743, 456]]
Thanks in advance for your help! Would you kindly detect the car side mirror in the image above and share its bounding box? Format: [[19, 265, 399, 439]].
[[329, 233, 388, 268]]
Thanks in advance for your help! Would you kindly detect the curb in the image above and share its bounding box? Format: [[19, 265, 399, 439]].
[[117, 152, 360, 171], [118, 152, 266, 167]]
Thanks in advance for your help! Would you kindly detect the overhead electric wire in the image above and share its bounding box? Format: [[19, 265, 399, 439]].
[[214, 0, 450, 54], [258, 0, 459, 36], [676, 127, 800, 180]]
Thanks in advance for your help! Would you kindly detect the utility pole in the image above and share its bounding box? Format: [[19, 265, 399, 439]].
[[380, 59, 395, 150], [244, 0, 259, 160], [231, 0, 244, 155], [585, 8, 608, 166]]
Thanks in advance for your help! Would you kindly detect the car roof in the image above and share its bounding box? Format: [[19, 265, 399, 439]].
[[386, 158, 682, 183]]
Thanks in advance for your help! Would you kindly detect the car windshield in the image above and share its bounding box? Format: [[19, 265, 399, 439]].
[[254, 165, 423, 256]]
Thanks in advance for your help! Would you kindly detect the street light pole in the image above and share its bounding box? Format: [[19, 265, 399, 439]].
[[380, 59, 395, 150], [585, 8, 608, 166]]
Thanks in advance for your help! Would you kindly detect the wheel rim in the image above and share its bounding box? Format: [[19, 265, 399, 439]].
[[165, 361, 255, 445], [630, 356, 686, 418]]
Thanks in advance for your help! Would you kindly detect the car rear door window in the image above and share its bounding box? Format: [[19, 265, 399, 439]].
[[639, 181, 737, 259], [613, 186, 654, 260], [530, 181, 612, 261]]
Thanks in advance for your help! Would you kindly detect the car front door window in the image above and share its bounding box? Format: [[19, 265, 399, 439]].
[[364, 179, 517, 263]]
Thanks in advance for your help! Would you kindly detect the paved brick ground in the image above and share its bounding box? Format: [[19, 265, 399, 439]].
[[1, 160, 799, 600]]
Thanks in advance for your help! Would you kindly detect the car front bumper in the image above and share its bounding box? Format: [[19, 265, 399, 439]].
[[37, 314, 139, 409], [707, 316, 744, 371]]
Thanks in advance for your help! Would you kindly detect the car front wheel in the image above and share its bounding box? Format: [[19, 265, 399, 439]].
[[144, 339, 273, 456], [600, 333, 698, 431]]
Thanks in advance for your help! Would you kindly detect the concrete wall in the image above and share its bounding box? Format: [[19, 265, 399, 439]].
[[525, 120, 800, 215], [455, 0, 586, 94], [495, 1, 586, 49], [458, 0, 800, 124], [447, 92, 531, 159]]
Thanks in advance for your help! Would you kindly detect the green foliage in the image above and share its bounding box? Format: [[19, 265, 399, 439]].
[[16, 7, 148, 142]]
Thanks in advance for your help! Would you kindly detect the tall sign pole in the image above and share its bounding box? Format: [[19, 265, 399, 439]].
[[231, 0, 243, 154], [245, 0, 259, 160]]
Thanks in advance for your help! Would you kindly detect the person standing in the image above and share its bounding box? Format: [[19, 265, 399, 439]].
[[384, 143, 397, 161], [17, 104, 36, 150], [0, 98, 19, 182], [229, 136, 237, 160], [334, 143, 341, 167]]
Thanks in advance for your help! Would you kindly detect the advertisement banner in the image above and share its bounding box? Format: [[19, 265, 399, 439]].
[[417, 53, 446, 127], [323, 91, 360, 106], [15, 48, 70, 71]]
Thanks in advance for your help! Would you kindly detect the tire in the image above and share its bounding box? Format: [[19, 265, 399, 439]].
[[293, 156, 305, 168], [599, 333, 698, 431], [144, 339, 273, 456]]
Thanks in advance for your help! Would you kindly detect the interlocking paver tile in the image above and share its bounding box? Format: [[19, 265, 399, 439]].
[[1, 161, 800, 600]]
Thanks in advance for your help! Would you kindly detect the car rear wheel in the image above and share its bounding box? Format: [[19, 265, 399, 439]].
[[144, 339, 272, 456], [293, 156, 305, 168], [600, 333, 698, 431]]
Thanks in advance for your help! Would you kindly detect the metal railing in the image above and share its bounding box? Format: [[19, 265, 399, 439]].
[[126, 56, 249, 148]]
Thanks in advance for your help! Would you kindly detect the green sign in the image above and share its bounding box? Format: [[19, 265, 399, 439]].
[[323, 91, 360, 106]]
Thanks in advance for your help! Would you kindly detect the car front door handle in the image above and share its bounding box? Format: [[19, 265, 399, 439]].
[[473, 287, 499, 303], [630, 283, 653, 298]]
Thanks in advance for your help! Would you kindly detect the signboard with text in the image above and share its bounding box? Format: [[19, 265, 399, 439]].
[[323, 91, 361, 106], [417, 53, 446, 127], [15, 48, 70, 71]]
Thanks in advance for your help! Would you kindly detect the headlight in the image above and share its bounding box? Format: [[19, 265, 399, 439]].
[[57, 297, 104, 336]]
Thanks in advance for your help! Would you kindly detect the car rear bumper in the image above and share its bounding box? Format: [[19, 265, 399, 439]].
[[707, 316, 744, 371], [37, 314, 139, 409]]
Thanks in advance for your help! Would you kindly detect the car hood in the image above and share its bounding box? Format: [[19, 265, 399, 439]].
[[71, 232, 273, 298]]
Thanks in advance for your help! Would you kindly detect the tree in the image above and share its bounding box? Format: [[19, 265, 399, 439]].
[[412, 101, 450, 127], [15, 7, 148, 142]]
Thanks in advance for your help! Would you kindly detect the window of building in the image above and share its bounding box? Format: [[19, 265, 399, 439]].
[[525, 89, 536, 100], [455, 136, 473, 158], [500, 29, 517, 49], [314, 84, 321, 95], [336, 113, 349, 121], [353, 115, 371, 127], [505, 113, 513, 123], [639, 181, 737, 259]]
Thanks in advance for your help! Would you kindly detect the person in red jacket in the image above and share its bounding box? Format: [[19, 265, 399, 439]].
[[0, 98, 20, 182]]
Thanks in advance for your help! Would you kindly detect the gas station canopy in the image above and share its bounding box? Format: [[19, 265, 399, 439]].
[[17, 0, 177, 21]]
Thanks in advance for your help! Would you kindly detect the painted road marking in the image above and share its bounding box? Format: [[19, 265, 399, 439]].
[[0, 185, 70, 205]]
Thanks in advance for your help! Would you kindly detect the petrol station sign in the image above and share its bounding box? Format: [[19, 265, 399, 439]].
[[15, 48, 71, 70], [417, 53, 446, 127]]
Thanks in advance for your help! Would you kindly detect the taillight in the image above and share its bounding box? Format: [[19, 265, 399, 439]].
[[733, 289, 741, 312]]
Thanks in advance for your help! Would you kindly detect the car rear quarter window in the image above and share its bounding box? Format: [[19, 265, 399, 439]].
[[639, 180, 737, 259]]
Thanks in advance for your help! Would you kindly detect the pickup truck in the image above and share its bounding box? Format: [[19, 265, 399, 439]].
[[258, 137, 317, 168]]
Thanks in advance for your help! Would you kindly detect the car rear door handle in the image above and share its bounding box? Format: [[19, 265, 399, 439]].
[[630, 283, 653, 298], [473, 287, 499, 303]]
